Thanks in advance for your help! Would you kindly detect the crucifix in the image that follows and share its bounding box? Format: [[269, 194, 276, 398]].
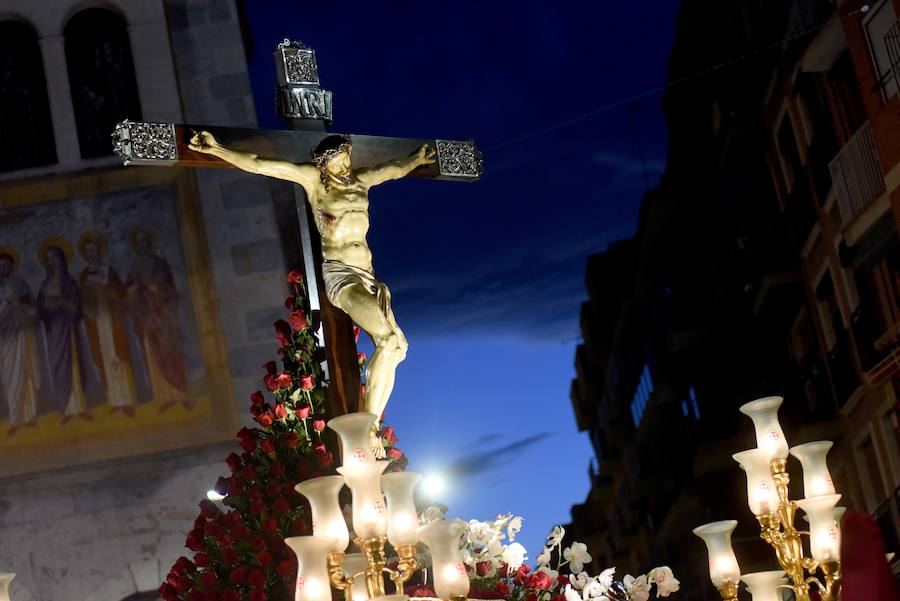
[[112, 40, 482, 445]]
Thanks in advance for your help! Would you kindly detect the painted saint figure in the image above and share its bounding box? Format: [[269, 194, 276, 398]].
[[0, 248, 41, 434], [125, 225, 188, 409], [189, 132, 435, 453], [78, 231, 138, 415], [36, 239, 102, 422]]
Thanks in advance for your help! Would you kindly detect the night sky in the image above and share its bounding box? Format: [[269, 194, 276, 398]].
[[244, 1, 679, 558]]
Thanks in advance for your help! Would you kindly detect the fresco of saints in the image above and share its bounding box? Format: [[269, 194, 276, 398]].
[[125, 225, 188, 409], [78, 231, 138, 416], [0, 248, 42, 435], [36, 239, 103, 422]]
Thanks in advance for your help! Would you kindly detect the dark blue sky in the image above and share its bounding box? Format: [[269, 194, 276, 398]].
[[244, 1, 679, 557]]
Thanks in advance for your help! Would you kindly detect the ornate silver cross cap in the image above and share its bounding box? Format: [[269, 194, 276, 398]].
[[435, 140, 485, 179], [275, 39, 333, 123], [111, 120, 177, 165]]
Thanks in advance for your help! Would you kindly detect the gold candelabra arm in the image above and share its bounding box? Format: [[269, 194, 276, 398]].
[[820, 561, 841, 601], [717, 583, 739, 601], [388, 543, 420, 591], [328, 552, 355, 601], [357, 537, 389, 599]]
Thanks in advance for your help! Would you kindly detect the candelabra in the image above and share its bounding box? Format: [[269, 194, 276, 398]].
[[694, 397, 842, 601], [289, 412, 470, 601]]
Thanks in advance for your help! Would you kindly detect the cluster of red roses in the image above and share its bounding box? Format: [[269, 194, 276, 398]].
[[160, 270, 408, 601], [468, 564, 570, 601]]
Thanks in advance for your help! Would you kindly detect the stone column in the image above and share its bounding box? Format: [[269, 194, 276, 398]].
[[38, 35, 80, 166]]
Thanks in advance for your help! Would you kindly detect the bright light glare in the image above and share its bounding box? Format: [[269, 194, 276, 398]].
[[422, 473, 446, 497], [206, 490, 226, 502]]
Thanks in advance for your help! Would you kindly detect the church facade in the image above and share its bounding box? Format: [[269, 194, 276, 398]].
[[0, 1, 296, 598]]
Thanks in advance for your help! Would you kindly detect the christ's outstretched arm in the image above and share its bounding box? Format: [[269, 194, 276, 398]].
[[358, 144, 436, 187], [189, 131, 321, 195]]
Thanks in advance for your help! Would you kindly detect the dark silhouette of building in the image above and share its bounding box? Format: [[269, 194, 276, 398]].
[[568, 0, 900, 596]]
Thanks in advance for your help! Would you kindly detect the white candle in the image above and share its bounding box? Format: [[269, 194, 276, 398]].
[[741, 570, 787, 601], [0, 573, 14, 601], [739, 397, 789, 461], [382, 472, 423, 547], [797, 494, 842, 563], [285, 536, 338, 601], [338, 460, 390, 539], [295, 476, 349, 553], [693, 520, 741, 589], [733, 449, 779, 516], [789, 441, 835, 498], [328, 412, 379, 466], [418, 519, 470, 600]]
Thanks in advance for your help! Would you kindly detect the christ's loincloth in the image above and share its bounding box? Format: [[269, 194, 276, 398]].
[[322, 260, 392, 314]]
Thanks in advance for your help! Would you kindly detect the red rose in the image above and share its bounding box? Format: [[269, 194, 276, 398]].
[[250, 589, 266, 601], [263, 374, 278, 392], [241, 465, 257, 482], [230, 522, 250, 542], [291, 517, 309, 535], [277, 559, 296, 577], [312, 441, 326, 453], [295, 405, 311, 419], [237, 427, 257, 452], [248, 569, 265, 589], [186, 528, 204, 551], [289, 309, 308, 331], [250, 391, 265, 406], [312, 419, 326, 432], [513, 564, 531, 584], [256, 412, 273, 427], [357, 351, 367, 365], [495, 581, 510, 597], [274, 319, 292, 347], [221, 547, 238, 566], [551, 594, 566, 601], [272, 463, 285, 477], [283, 432, 300, 449], [275, 372, 292, 389], [405, 585, 437, 598], [382, 426, 398, 444], [198, 499, 219, 519], [287, 270, 303, 284], [159, 583, 177, 601], [299, 375, 314, 391], [476, 561, 493, 577], [262, 516, 278, 534], [226, 452, 241, 472], [194, 552, 210, 568], [527, 570, 553, 590], [200, 570, 219, 588], [250, 534, 267, 552], [223, 589, 241, 601], [353, 325, 361, 343], [263, 361, 277, 375], [274, 403, 288, 419], [273, 496, 291, 514], [284, 295, 296, 309], [258, 550, 273, 568], [317, 450, 334, 468]]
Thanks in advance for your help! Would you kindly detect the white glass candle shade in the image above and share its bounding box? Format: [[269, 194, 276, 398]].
[[295, 476, 349, 553], [733, 449, 780, 516], [789, 441, 834, 498], [739, 396, 789, 460], [741, 570, 786, 601], [342, 553, 370, 601], [693, 520, 741, 589], [329, 412, 379, 466], [796, 494, 842, 563], [285, 536, 338, 601], [337, 460, 389, 539], [0, 573, 13, 601], [418, 519, 470, 600], [382, 471, 422, 546]]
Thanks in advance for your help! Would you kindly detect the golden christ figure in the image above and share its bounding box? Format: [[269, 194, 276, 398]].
[[190, 131, 434, 451]]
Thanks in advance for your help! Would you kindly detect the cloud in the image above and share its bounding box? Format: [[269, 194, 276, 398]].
[[443, 432, 553, 479]]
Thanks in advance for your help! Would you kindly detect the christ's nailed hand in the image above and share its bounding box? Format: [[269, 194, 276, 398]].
[[188, 130, 220, 154]]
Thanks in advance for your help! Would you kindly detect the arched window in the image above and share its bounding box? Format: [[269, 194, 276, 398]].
[[65, 8, 141, 158], [0, 21, 57, 172]]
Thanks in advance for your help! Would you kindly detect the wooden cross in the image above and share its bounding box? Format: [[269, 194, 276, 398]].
[[112, 40, 482, 420]]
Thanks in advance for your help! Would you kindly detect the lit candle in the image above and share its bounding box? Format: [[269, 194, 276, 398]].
[[342, 553, 370, 601], [295, 476, 349, 553], [328, 412, 379, 466], [418, 519, 470, 600], [797, 494, 842, 563], [740, 570, 787, 601], [789, 441, 835, 498], [693, 520, 741, 589], [733, 449, 780, 516], [739, 397, 789, 461], [285, 536, 339, 601], [337, 460, 390, 540], [381, 472, 423, 547], [0, 573, 14, 601]]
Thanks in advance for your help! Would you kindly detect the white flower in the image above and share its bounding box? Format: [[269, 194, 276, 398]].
[[467, 520, 498, 549], [536, 546, 552, 567], [582, 578, 609, 601], [421, 505, 446, 524], [507, 516, 523, 541], [546, 525, 566, 547], [563, 542, 592, 573], [564, 584, 582, 601], [595, 567, 616, 592], [461, 547, 475, 566], [502, 542, 527, 570], [569, 571, 591, 591], [648, 567, 680, 597], [486, 537, 504, 559], [624, 575, 650, 601]]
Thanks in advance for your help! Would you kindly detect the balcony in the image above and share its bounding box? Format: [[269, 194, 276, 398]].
[[828, 121, 885, 225], [789, 0, 837, 36]]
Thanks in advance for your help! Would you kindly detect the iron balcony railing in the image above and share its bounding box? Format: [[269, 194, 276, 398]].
[[882, 22, 900, 97], [828, 121, 885, 224]]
